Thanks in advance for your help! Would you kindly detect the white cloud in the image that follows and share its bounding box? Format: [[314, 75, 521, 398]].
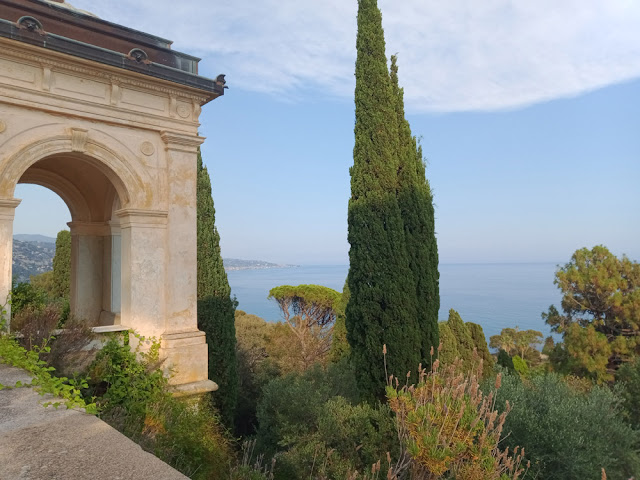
[[71, 0, 640, 112]]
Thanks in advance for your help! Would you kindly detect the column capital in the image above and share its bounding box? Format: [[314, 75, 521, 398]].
[[67, 221, 110, 236], [160, 132, 205, 153], [0, 198, 21, 221], [115, 208, 168, 229]]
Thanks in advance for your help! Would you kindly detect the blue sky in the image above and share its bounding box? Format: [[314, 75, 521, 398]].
[[13, 0, 640, 265]]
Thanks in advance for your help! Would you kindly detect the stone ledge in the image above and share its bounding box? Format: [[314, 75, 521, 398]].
[[170, 379, 218, 397], [0, 363, 189, 479]]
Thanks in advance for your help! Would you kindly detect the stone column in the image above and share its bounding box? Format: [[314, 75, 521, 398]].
[[115, 209, 168, 339], [160, 132, 215, 393], [0, 198, 20, 330], [68, 221, 108, 326]]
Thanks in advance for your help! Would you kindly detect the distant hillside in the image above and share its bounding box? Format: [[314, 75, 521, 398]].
[[13, 234, 56, 244], [11, 236, 294, 281], [12, 239, 55, 283]]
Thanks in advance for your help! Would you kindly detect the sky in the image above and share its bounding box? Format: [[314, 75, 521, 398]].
[[13, 0, 640, 265]]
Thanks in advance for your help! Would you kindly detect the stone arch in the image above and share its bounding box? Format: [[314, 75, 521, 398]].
[[0, 123, 154, 210], [18, 168, 92, 222]]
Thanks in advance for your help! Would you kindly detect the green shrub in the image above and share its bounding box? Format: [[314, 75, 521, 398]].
[[617, 357, 640, 430], [86, 336, 234, 479], [255, 361, 397, 479], [512, 355, 529, 377], [274, 397, 397, 479], [387, 357, 526, 479], [490, 373, 640, 479]]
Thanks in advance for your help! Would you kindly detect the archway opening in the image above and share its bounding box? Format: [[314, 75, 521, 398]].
[[14, 153, 124, 327]]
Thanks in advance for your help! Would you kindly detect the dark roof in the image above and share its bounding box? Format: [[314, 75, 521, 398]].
[[0, 0, 225, 97]]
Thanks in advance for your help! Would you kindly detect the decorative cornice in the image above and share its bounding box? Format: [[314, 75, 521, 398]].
[[67, 221, 110, 236], [115, 208, 168, 229], [161, 132, 205, 149], [0, 198, 21, 209], [0, 40, 212, 105]]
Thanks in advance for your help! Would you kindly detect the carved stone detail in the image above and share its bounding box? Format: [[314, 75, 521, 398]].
[[177, 104, 190, 119], [127, 48, 150, 64], [0, 120, 6, 133], [70, 127, 89, 152], [0, 44, 210, 104], [140, 141, 155, 156], [17, 16, 44, 34], [41, 66, 52, 91], [110, 81, 121, 106]]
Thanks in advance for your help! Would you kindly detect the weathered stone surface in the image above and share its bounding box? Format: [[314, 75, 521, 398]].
[[0, 364, 188, 480]]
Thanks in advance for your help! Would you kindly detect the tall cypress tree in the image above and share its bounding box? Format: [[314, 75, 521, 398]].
[[52, 229, 71, 300], [196, 149, 238, 426], [390, 55, 439, 363], [347, 0, 421, 401]]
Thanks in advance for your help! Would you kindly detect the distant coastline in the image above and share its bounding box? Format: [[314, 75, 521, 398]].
[[223, 258, 299, 272], [12, 235, 299, 277]]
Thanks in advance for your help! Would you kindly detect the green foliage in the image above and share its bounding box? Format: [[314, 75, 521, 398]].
[[617, 357, 640, 430], [255, 362, 396, 479], [86, 335, 234, 479], [328, 281, 351, 364], [467, 322, 495, 378], [268, 284, 341, 369], [387, 359, 526, 479], [543, 245, 640, 374], [347, 0, 423, 401], [51, 230, 71, 300], [542, 336, 555, 356], [437, 321, 459, 366], [551, 323, 614, 384], [0, 329, 95, 412], [196, 148, 238, 427], [491, 373, 640, 479], [198, 295, 238, 427], [10, 278, 48, 317], [438, 310, 494, 377], [497, 349, 515, 373], [390, 54, 440, 367], [511, 355, 529, 377], [489, 327, 543, 365], [446, 309, 475, 367]]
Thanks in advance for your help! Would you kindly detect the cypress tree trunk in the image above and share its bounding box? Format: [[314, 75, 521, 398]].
[[390, 55, 440, 364], [347, 0, 421, 401], [196, 149, 238, 426]]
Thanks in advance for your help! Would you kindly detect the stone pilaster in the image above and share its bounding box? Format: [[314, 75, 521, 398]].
[[115, 208, 168, 338], [0, 198, 20, 329], [68, 221, 109, 326], [159, 132, 215, 392]]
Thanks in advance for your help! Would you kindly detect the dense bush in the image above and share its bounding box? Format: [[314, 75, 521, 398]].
[[85, 336, 235, 479], [254, 361, 398, 479], [490, 373, 640, 479], [617, 357, 640, 430], [388, 357, 527, 480]]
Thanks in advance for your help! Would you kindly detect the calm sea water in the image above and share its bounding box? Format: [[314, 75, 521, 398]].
[[227, 263, 562, 341]]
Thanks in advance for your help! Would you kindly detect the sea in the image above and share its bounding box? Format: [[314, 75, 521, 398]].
[[227, 262, 563, 341]]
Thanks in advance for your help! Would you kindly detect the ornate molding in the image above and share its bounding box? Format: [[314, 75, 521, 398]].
[[160, 132, 205, 149], [115, 208, 168, 229], [67, 221, 110, 236], [70, 127, 89, 152], [140, 141, 155, 156], [0, 198, 22, 209], [41, 66, 52, 91], [0, 42, 211, 105]]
